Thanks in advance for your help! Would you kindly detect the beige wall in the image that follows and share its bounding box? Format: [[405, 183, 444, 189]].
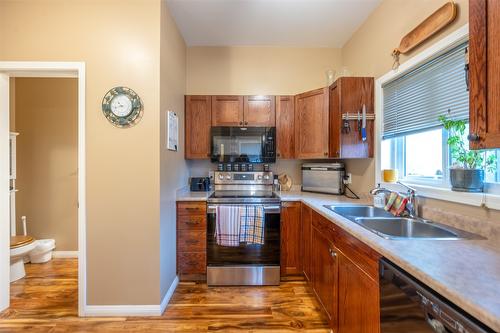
[[0, 0, 162, 305], [13, 78, 78, 251], [341, 0, 469, 194], [159, 0, 189, 298], [187, 47, 342, 95]]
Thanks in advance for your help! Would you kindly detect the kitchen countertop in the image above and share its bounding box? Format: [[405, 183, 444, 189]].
[[177, 188, 500, 331]]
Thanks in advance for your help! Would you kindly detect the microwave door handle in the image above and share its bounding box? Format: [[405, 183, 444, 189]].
[[310, 167, 328, 171]]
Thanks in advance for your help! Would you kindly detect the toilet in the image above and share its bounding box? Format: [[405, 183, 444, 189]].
[[29, 239, 56, 263], [10, 235, 37, 282]]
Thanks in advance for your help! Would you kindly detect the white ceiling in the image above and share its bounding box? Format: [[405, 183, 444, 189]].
[[166, 0, 381, 48]]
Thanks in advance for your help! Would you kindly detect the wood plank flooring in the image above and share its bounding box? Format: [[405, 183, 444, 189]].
[[0, 259, 330, 332]]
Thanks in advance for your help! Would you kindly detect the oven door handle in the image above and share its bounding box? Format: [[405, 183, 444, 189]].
[[207, 205, 281, 214]]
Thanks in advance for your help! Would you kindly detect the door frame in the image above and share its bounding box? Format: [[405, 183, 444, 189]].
[[0, 61, 86, 316]]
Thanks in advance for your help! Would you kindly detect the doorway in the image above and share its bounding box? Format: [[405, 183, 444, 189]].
[[0, 62, 86, 316]]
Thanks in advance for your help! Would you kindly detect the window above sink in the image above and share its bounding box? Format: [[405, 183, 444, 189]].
[[375, 25, 500, 210]]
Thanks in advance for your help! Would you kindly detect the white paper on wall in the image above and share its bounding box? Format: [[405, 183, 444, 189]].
[[167, 110, 178, 151]]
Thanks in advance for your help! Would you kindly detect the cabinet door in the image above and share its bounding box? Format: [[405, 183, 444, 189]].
[[211, 95, 244, 126], [276, 96, 295, 159], [243, 95, 276, 126], [280, 202, 302, 276], [338, 253, 380, 333], [301, 204, 312, 281], [311, 225, 338, 329], [185, 96, 211, 159], [469, 0, 500, 149], [295, 88, 329, 159], [329, 77, 374, 158], [329, 83, 341, 158]]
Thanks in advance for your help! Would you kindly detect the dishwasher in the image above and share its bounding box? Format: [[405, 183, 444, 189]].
[[379, 259, 494, 333]]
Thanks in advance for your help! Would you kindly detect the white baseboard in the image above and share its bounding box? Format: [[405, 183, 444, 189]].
[[160, 275, 179, 314], [84, 304, 161, 317], [52, 251, 78, 258], [82, 275, 179, 317]]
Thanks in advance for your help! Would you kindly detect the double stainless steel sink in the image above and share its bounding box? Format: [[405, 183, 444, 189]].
[[323, 205, 483, 240]]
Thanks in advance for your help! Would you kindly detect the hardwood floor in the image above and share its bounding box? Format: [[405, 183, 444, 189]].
[[0, 259, 330, 332]]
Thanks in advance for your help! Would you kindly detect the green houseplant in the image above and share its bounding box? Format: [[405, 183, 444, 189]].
[[438, 114, 496, 192]]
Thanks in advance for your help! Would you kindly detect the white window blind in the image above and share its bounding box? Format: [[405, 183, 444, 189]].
[[382, 42, 469, 139]]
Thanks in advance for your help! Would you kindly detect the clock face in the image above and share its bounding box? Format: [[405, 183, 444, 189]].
[[110, 94, 133, 117], [102, 87, 143, 128]]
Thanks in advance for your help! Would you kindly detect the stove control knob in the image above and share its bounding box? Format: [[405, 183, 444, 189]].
[[225, 174, 231, 180], [264, 175, 270, 180], [257, 175, 263, 180], [218, 174, 224, 180]]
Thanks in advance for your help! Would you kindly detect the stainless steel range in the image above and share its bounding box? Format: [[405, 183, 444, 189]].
[[206, 171, 281, 286]]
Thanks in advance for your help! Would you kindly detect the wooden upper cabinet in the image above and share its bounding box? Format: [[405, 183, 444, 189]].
[[338, 253, 380, 333], [329, 77, 374, 158], [280, 201, 302, 276], [469, 0, 500, 149], [295, 87, 329, 159], [276, 96, 295, 159], [211, 95, 244, 126], [243, 95, 276, 126], [185, 96, 211, 159]]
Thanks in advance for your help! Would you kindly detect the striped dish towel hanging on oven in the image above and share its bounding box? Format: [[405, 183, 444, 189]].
[[239, 205, 265, 245], [215, 205, 241, 247]]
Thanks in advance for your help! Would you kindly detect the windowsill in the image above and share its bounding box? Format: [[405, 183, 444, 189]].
[[380, 181, 500, 210]]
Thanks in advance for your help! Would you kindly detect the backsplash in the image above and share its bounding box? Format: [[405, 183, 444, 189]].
[[187, 159, 303, 185], [421, 205, 500, 243]]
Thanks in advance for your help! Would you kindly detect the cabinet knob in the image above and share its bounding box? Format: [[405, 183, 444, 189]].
[[324, 152, 328, 157], [239, 121, 243, 126], [244, 121, 248, 125], [467, 133, 480, 142], [329, 248, 337, 257]]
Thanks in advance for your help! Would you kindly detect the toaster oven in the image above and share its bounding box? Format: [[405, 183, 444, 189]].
[[301, 163, 345, 195]]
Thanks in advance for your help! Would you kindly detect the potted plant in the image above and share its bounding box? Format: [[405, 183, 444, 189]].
[[439, 115, 496, 192]]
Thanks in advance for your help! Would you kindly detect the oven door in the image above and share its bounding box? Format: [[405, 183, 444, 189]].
[[210, 127, 276, 163], [206, 204, 280, 285]]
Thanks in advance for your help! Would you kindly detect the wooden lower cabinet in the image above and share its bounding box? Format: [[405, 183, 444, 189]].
[[301, 204, 312, 281], [338, 252, 380, 333], [306, 208, 380, 333], [280, 202, 302, 276], [312, 221, 338, 329], [177, 202, 207, 281]]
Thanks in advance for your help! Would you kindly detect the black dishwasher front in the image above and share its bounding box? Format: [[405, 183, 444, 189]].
[[379, 259, 494, 333]]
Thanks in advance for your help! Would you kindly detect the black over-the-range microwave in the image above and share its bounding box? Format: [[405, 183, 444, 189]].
[[210, 126, 276, 163]]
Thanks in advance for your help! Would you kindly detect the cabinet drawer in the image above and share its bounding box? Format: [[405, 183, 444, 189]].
[[177, 202, 206, 216], [178, 214, 206, 230], [312, 210, 336, 242], [178, 230, 206, 252], [334, 227, 380, 281], [178, 252, 206, 274]]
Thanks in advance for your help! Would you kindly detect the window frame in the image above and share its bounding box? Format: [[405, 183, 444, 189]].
[[375, 24, 500, 210]]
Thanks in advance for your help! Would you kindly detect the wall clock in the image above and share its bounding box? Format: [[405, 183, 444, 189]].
[[102, 87, 143, 128]]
